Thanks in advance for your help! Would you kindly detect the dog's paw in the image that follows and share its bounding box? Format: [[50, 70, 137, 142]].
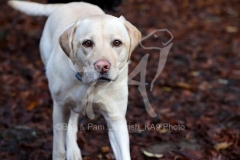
[[66, 145, 82, 160]]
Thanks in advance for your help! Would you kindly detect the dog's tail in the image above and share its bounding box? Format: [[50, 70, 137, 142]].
[[8, 0, 63, 16]]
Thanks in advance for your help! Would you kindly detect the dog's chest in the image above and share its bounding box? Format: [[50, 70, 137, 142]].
[[67, 83, 115, 113]]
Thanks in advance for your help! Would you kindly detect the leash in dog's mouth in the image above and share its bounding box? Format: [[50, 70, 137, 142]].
[[75, 61, 130, 83], [97, 77, 111, 82], [75, 73, 111, 82]]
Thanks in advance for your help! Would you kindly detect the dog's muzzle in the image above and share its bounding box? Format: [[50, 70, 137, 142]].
[[75, 61, 130, 84]]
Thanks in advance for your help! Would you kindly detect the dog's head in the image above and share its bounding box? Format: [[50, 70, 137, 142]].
[[59, 15, 141, 84]]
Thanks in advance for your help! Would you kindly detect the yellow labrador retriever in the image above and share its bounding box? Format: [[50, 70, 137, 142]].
[[8, 1, 141, 160]]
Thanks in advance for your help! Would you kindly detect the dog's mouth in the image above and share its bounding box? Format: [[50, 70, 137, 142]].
[[97, 77, 111, 83]]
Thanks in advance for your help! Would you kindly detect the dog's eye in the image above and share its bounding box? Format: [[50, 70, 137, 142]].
[[82, 40, 93, 47], [112, 40, 122, 47]]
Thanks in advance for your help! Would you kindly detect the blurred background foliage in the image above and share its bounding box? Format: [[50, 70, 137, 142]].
[[0, 0, 240, 159]]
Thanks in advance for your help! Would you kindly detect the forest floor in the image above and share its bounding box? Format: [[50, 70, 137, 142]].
[[0, 0, 240, 159]]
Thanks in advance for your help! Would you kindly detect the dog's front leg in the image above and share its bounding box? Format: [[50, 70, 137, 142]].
[[106, 117, 131, 160], [66, 110, 82, 160], [53, 100, 70, 160]]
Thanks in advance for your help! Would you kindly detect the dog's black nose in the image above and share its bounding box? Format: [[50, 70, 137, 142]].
[[94, 59, 111, 73]]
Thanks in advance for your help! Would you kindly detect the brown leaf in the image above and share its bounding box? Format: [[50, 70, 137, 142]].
[[215, 142, 232, 151], [175, 82, 192, 90], [101, 146, 110, 153], [27, 102, 37, 111]]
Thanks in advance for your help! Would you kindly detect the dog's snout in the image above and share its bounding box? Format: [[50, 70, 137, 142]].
[[94, 59, 111, 73]]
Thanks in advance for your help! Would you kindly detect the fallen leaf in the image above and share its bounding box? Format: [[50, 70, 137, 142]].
[[101, 146, 110, 153], [27, 102, 37, 111], [97, 153, 103, 159], [162, 87, 172, 92], [215, 142, 232, 151], [226, 26, 238, 33], [175, 82, 192, 90], [142, 149, 164, 158], [218, 79, 228, 85], [159, 128, 168, 133]]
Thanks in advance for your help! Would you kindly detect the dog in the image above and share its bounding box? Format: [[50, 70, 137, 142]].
[[8, 1, 141, 160]]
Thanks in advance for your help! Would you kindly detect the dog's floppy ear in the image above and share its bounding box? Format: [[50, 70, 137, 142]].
[[119, 16, 142, 60], [59, 20, 81, 64]]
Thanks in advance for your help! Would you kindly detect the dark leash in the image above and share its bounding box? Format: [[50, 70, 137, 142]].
[[75, 73, 82, 81]]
